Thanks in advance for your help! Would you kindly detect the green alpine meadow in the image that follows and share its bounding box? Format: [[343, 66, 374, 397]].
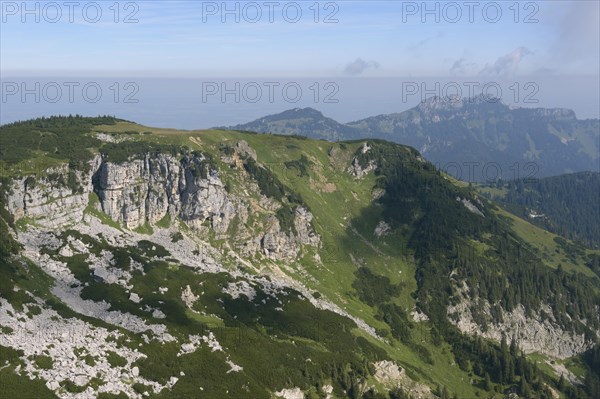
[[1, 116, 599, 399], [2, 1, 599, 398]]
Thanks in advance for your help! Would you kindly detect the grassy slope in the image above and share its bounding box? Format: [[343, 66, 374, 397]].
[[91, 122, 486, 396], [477, 174, 600, 250], [4, 119, 599, 397], [477, 183, 599, 277], [141, 122, 598, 395], [496, 207, 598, 276]]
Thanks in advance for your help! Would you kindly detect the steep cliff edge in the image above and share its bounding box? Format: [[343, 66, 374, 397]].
[[6, 146, 320, 263]]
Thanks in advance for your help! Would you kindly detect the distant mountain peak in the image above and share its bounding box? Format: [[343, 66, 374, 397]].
[[227, 106, 359, 141], [531, 107, 577, 121], [292, 106, 320, 112], [281, 107, 325, 117], [227, 100, 597, 179], [417, 94, 506, 112], [416, 96, 578, 121], [252, 107, 327, 123]]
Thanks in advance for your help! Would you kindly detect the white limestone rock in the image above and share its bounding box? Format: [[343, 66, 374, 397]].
[[181, 285, 199, 309], [275, 388, 304, 399], [374, 221, 391, 237], [129, 293, 142, 303]]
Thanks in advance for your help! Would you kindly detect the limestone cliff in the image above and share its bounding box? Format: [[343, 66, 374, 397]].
[[7, 148, 319, 262]]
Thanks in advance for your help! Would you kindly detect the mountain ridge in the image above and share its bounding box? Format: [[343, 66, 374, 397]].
[[228, 98, 600, 180], [1, 116, 599, 398]]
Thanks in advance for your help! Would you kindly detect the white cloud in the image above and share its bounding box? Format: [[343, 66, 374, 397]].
[[480, 47, 532, 77], [344, 58, 380, 75], [449, 57, 476, 75]]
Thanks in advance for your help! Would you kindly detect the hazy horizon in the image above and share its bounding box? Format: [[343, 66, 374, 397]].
[[2, 1, 599, 127], [2, 75, 599, 129]]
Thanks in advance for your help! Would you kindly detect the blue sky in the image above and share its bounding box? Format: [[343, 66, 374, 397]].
[[1, 1, 599, 126], [2, 1, 598, 77]]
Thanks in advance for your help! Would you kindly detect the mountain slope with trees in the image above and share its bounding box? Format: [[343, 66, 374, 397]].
[[478, 172, 600, 249], [0, 116, 599, 398]]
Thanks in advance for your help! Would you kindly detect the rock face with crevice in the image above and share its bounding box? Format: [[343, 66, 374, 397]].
[[7, 149, 320, 262], [260, 206, 320, 261], [93, 153, 239, 233], [6, 155, 101, 228]]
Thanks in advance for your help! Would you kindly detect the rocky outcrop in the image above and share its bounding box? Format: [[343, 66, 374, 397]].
[[181, 285, 199, 309], [6, 152, 241, 234], [93, 153, 240, 232], [374, 221, 391, 237], [260, 206, 319, 261], [275, 388, 304, 399], [456, 196, 485, 217], [220, 140, 257, 165], [94, 155, 174, 228], [448, 299, 595, 359], [0, 297, 173, 399], [6, 156, 101, 228], [348, 156, 376, 179], [373, 361, 433, 399], [7, 150, 319, 262]]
